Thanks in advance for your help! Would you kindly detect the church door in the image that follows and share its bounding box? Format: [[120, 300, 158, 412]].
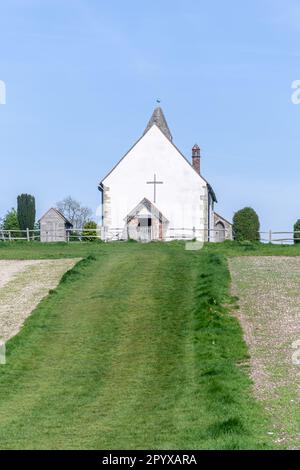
[[215, 222, 225, 242]]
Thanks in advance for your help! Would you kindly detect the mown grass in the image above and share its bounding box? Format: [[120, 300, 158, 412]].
[[0, 241, 278, 449], [1, 238, 300, 261], [0, 241, 105, 259]]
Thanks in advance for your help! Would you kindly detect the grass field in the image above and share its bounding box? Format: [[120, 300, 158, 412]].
[[0, 241, 276, 449]]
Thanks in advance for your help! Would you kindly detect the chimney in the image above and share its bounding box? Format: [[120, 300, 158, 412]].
[[192, 144, 201, 174]]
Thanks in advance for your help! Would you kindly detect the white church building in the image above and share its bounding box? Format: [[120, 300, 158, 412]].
[[98, 107, 232, 242]]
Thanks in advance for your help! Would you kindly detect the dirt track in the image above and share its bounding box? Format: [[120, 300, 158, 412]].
[[0, 259, 78, 342], [229, 256, 300, 449]]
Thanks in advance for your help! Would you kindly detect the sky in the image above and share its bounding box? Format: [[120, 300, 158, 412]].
[[0, 0, 300, 231]]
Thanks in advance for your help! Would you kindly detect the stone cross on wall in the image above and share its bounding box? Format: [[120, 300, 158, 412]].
[[146, 174, 163, 203]]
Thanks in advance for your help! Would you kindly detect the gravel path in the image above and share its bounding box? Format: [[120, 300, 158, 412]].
[[229, 257, 300, 449], [0, 260, 43, 289], [0, 259, 78, 342]]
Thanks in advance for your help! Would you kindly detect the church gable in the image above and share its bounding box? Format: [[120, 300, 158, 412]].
[[101, 123, 208, 190], [99, 107, 216, 206]]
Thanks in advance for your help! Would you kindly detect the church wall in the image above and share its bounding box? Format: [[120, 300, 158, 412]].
[[207, 193, 215, 242], [101, 126, 209, 240], [102, 185, 112, 227]]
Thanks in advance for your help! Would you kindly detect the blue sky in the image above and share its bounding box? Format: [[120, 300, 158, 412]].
[[0, 0, 300, 231]]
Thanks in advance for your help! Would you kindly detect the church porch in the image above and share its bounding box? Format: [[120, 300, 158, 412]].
[[124, 198, 169, 242]]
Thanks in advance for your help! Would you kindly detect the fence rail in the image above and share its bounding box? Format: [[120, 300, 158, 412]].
[[0, 228, 40, 241], [1, 228, 300, 244], [100, 227, 231, 242], [260, 230, 300, 244]]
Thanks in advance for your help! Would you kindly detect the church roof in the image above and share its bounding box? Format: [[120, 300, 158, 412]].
[[143, 107, 173, 141]]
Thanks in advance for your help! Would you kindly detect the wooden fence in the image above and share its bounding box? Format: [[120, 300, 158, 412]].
[[0, 228, 39, 241], [260, 231, 300, 244], [1, 228, 300, 243], [0, 227, 229, 242], [78, 227, 231, 242]]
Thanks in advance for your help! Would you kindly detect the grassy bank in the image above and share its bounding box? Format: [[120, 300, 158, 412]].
[[0, 243, 273, 449]]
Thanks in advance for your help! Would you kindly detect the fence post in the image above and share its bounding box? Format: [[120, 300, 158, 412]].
[[269, 229, 272, 244], [67, 230, 70, 243], [8, 231, 12, 242], [26, 228, 30, 242]]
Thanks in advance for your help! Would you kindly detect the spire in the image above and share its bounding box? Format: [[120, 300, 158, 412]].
[[143, 107, 173, 141]]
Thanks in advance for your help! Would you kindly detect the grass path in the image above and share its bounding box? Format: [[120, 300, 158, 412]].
[[0, 244, 272, 449]]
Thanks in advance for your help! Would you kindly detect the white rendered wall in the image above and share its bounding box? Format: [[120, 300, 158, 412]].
[[101, 125, 208, 238]]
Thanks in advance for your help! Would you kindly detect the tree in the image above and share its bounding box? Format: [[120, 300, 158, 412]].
[[233, 207, 260, 241], [2, 208, 20, 231], [82, 220, 98, 241], [294, 219, 300, 244], [56, 196, 92, 228], [17, 194, 36, 231]]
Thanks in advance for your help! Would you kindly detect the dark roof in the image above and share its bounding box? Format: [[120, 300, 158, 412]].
[[39, 207, 73, 227], [143, 107, 173, 141]]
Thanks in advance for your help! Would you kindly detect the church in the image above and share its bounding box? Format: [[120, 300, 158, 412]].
[[98, 107, 232, 242]]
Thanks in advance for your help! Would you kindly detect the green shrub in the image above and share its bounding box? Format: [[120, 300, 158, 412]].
[[82, 221, 98, 241], [2, 208, 19, 231], [294, 220, 300, 244], [233, 207, 260, 241]]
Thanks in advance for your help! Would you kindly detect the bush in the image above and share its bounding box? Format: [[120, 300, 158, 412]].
[[82, 221, 98, 241], [2, 208, 20, 231], [233, 207, 260, 241], [294, 220, 300, 244]]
